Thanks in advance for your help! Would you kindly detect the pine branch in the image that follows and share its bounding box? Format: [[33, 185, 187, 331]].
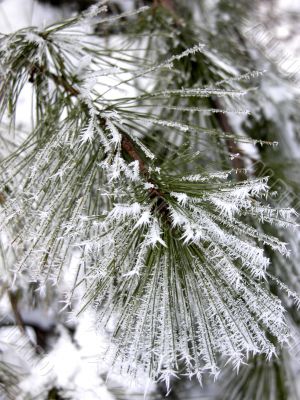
[[0, 192, 5, 204], [5, 288, 48, 354], [154, 0, 247, 180], [121, 134, 148, 176], [0, 3, 298, 387], [35, 65, 171, 221], [7, 290, 26, 335]]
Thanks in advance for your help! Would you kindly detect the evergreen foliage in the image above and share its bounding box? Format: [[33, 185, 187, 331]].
[[0, 0, 300, 398]]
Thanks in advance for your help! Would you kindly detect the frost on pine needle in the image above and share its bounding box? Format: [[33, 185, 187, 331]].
[[77, 172, 295, 382], [215, 70, 266, 87], [143, 87, 247, 99], [0, 3, 298, 388], [135, 117, 190, 132], [154, 105, 251, 115]]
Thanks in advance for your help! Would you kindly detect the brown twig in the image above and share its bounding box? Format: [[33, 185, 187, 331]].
[[121, 134, 148, 177], [48, 72, 80, 97], [32, 68, 171, 219], [6, 288, 58, 354], [0, 192, 5, 205], [7, 289, 26, 335], [121, 133, 170, 219]]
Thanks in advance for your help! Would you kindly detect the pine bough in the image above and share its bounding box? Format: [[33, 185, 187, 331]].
[[0, 2, 298, 387]]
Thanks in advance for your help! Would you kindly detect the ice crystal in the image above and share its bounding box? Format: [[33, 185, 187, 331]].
[[74, 172, 295, 382]]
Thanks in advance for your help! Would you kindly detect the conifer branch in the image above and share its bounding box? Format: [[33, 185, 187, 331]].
[[0, 3, 298, 388], [120, 134, 148, 176], [32, 65, 172, 220], [7, 290, 26, 335], [154, 0, 247, 180], [0, 192, 5, 204]]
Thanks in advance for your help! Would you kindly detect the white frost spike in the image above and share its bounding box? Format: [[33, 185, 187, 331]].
[[132, 41, 205, 79], [227, 181, 267, 200], [169, 207, 190, 227], [80, 117, 95, 143], [95, 124, 110, 152], [157, 88, 246, 98], [110, 154, 125, 181], [144, 182, 154, 189], [267, 273, 300, 309], [215, 70, 265, 86], [136, 117, 189, 132], [134, 210, 152, 229], [106, 119, 121, 145], [159, 105, 250, 115], [248, 178, 269, 196], [108, 203, 142, 221], [181, 171, 231, 182], [25, 32, 45, 46], [181, 224, 200, 244], [82, 2, 108, 18], [209, 196, 239, 219], [146, 218, 167, 247], [171, 192, 189, 205], [124, 160, 140, 182]]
